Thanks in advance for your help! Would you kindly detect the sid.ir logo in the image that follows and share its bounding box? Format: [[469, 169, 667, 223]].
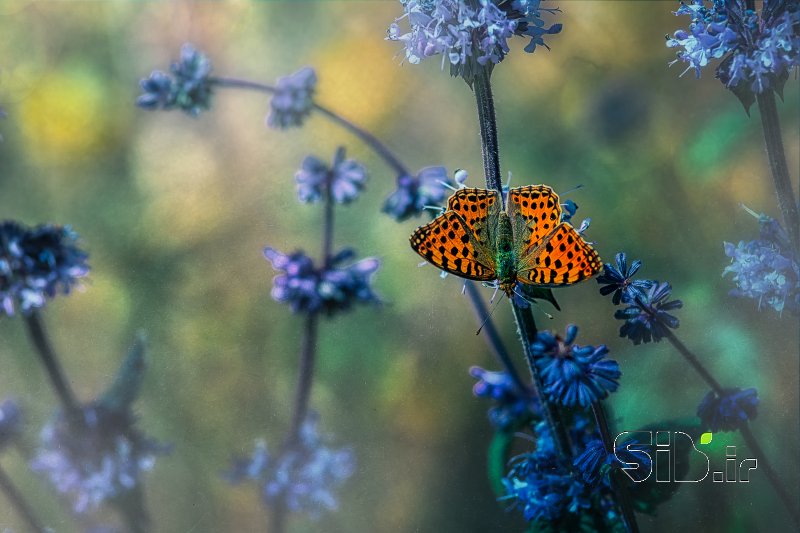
[[613, 431, 758, 483]]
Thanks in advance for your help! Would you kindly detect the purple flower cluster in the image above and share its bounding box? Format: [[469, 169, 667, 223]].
[[263, 247, 380, 315], [0, 221, 89, 317], [469, 366, 539, 429], [295, 148, 368, 204], [532, 325, 621, 408], [697, 387, 759, 432], [227, 415, 355, 518], [723, 212, 799, 314], [388, 0, 562, 82], [267, 67, 318, 130], [667, 0, 800, 102], [573, 438, 651, 486], [383, 166, 457, 221], [30, 405, 169, 513], [137, 44, 213, 116]]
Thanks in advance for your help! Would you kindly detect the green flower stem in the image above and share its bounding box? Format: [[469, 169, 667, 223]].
[[473, 66, 638, 533], [661, 328, 800, 527], [591, 402, 639, 533], [209, 76, 412, 177], [756, 90, 800, 256], [464, 281, 529, 393], [23, 312, 81, 424], [0, 463, 46, 532], [472, 67, 574, 458]]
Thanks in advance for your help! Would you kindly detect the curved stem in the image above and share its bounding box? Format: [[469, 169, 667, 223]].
[[209, 76, 411, 178], [464, 281, 529, 394], [739, 423, 800, 528], [0, 463, 46, 532], [662, 329, 724, 394], [662, 328, 799, 526], [756, 90, 800, 256], [23, 312, 82, 424], [592, 402, 639, 533]]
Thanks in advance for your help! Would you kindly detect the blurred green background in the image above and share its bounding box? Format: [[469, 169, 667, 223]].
[[0, 1, 798, 531]]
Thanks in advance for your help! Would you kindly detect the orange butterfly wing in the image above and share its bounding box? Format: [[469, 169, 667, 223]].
[[508, 185, 602, 286], [410, 210, 496, 281], [447, 188, 500, 247]]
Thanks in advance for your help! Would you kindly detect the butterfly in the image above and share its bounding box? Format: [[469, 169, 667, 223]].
[[409, 185, 602, 297]]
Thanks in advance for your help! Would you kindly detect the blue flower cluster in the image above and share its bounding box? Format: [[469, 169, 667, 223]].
[[267, 67, 318, 130], [697, 387, 759, 432], [598, 253, 684, 344], [137, 44, 213, 116], [227, 415, 355, 518], [30, 405, 169, 513], [296, 148, 368, 204], [0, 398, 22, 450], [388, 0, 562, 82], [723, 211, 799, 314], [0, 221, 90, 317], [502, 416, 625, 527], [469, 366, 539, 429], [383, 166, 458, 221], [263, 247, 380, 315], [667, 0, 800, 98], [532, 325, 621, 408]]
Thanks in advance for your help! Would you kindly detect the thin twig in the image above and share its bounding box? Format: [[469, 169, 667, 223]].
[[592, 402, 639, 533], [209, 76, 411, 177], [0, 463, 46, 532], [23, 312, 81, 424]]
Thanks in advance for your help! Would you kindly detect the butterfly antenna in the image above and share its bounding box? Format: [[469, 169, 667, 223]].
[[560, 184, 585, 196], [423, 204, 446, 215], [489, 284, 500, 304], [439, 180, 459, 192], [476, 292, 506, 335]]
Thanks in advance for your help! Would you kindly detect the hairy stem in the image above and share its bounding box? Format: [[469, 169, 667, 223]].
[[464, 281, 529, 394], [472, 69, 503, 198], [591, 402, 639, 533], [756, 90, 800, 256], [23, 312, 81, 424], [0, 463, 46, 532], [209, 76, 411, 177], [511, 303, 572, 458]]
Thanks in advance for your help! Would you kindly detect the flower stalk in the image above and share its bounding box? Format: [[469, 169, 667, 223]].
[[0, 463, 46, 532], [23, 312, 82, 424], [756, 90, 800, 257], [591, 402, 639, 533]]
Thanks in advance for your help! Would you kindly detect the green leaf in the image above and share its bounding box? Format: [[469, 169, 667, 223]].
[[488, 429, 514, 498], [98, 331, 147, 414], [520, 286, 561, 311]]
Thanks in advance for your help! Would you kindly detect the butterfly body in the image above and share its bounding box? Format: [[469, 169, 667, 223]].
[[409, 185, 602, 297]]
